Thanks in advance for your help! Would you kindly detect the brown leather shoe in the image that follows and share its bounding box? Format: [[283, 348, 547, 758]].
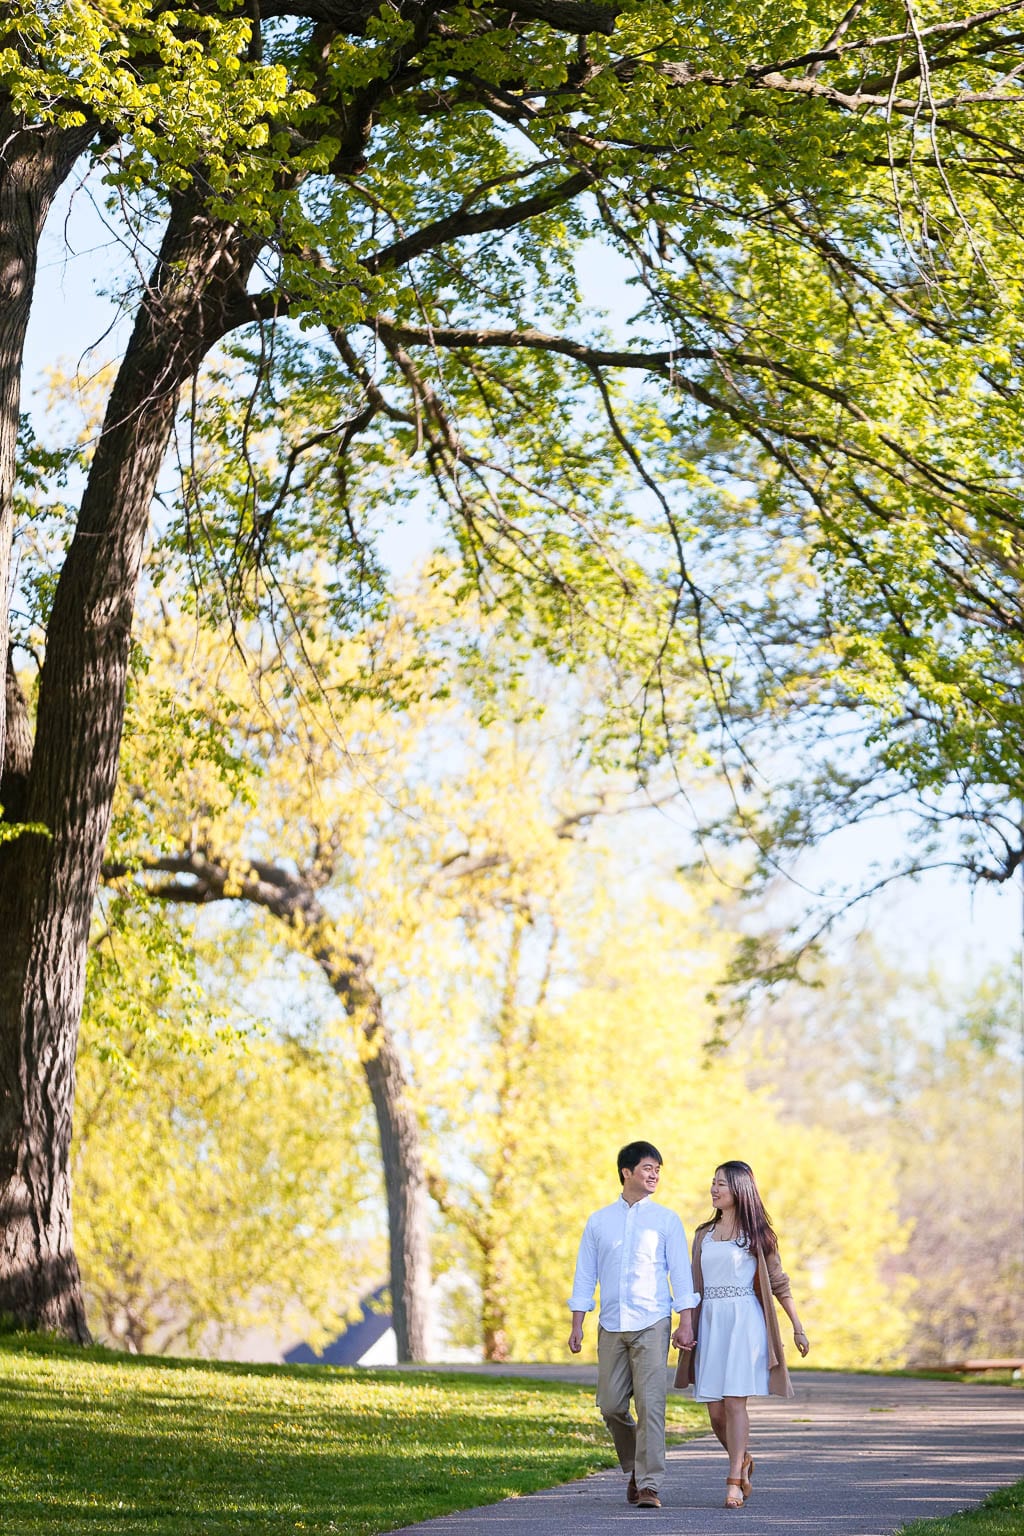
[[636, 1488, 662, 1508], [626, 1473, 639, 1505]]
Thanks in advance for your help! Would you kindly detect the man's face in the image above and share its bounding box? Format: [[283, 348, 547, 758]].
[[621, 1158, 661, 1200]]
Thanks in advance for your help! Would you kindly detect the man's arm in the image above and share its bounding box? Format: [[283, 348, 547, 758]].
[[666, 1213, 700, 1349], [566, 1218, 599, 1353], [671, 1307, 696, 1351]]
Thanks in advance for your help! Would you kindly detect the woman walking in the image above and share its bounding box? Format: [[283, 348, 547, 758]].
[[672, 1161, 809, 1509]]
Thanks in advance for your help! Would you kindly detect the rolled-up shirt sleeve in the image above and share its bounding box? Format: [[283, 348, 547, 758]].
[[568, 1216, 600, 1312], [666, 1215, 700, 1311]]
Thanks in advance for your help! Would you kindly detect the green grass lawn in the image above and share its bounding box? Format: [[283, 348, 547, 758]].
[[0, 1333, 704, 1535], [3, 1334, 1019, 1536], [898, 1480, 1024, 1536]]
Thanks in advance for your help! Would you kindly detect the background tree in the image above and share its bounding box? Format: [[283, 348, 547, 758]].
[[747, 941, 1024, 1362], [96, 585, 459, 1359], [101, 576, 709, 1360], [894, 986, 1024, 1362]]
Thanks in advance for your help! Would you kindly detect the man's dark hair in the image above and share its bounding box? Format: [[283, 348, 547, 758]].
[[617, 1141, 663, 1184]]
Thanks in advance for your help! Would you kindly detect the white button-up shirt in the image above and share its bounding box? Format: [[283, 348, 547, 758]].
[[568, 1195, 700, 1332]]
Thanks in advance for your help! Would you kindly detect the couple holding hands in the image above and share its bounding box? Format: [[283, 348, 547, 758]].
[[568, 1142, 810, 1511]]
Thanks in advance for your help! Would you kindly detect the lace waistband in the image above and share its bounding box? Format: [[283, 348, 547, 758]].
[[704, 1284, 755, 1299]]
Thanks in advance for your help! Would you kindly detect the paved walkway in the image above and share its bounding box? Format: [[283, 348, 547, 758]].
[[388, 1368, 1023, 1535]]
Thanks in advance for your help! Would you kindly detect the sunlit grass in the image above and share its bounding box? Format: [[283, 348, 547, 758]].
[[0, 1333, 704, 1535], [898, 1480, 1024, 1536]]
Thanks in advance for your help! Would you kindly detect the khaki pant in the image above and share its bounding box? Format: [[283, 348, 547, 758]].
[[596, 1317, 671, 1493]]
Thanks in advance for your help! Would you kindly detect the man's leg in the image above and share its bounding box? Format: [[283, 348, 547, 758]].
[[629, 1317, 671, 1495], [596, 1326, 637, 1474]]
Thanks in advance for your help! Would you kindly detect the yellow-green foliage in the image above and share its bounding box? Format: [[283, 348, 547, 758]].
[[453, 904, 912, 1369], [75, 905, 381, 1354], [741, 944, 1023, 1367]]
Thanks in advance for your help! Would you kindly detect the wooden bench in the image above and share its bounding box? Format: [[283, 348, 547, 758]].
[[915, 1358, 1024, 1374]]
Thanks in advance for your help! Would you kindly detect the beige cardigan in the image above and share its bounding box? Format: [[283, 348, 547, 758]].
[[674, 1218, 795, 1398]]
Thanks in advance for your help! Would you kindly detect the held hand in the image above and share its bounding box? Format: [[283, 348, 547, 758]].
[[568, 1324, 584, 1355], [671, 1327, 695, 1352], [793, 1328, 810, 1357]]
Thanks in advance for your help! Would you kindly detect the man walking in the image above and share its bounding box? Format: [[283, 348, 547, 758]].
[[568, 1140, 698, 1510]]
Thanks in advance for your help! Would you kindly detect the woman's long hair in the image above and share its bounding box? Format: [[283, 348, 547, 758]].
[[712, 1160, 778, 1259]]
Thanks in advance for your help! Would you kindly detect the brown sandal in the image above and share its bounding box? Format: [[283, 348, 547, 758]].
[[725, 1478, 745, 1509], [740, 1453, 755, 1498]]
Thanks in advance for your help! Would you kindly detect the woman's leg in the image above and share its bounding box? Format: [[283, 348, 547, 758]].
[[707, 1399, 729, 1452], [722, 1396, 749, 1504]]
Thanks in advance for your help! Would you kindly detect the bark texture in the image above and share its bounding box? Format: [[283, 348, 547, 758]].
[[0, 118, 94, 1337], [0, 192, 259, 1336]]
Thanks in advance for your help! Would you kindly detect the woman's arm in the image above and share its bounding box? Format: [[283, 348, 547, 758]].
[[766, 1247, 809, 1356], [776, 1290, 810, 1357]]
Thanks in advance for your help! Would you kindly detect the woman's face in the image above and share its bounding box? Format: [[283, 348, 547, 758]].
[[710, 1168, 735, 1211]]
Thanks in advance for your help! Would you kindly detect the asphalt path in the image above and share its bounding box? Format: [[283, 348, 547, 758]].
[[387, 1367, 1023, 1536]]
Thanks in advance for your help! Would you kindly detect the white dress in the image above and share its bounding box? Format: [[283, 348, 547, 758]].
[[692, 1231, 770, 1402]]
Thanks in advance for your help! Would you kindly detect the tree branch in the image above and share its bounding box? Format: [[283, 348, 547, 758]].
[[366, 169, 596, 272]]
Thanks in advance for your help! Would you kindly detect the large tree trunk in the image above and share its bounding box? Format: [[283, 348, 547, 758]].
[[0, 116, 94, 1338], [0, 192, 258, 1336]]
